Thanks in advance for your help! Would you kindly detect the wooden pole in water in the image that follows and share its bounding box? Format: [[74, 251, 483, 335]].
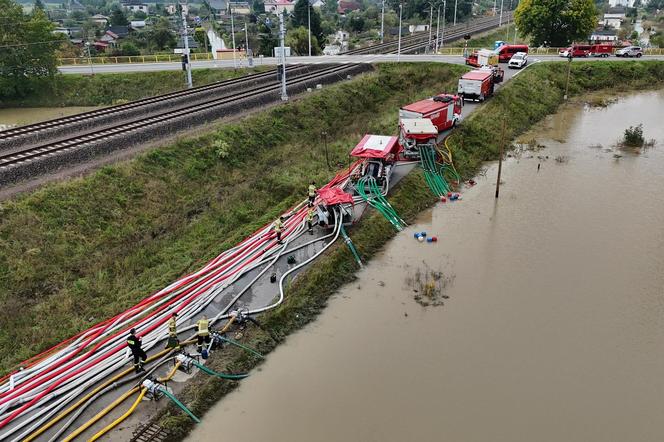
[[495, 119, 506, 198]]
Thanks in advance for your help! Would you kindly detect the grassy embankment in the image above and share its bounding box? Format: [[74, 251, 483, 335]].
[[0, 62, 466, 374], [0, 67, 272, 108], [150, 60, 664, 438]]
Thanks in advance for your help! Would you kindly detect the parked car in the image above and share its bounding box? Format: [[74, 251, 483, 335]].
[[616, 46, 643, 57], [508, 52, 528, 68]]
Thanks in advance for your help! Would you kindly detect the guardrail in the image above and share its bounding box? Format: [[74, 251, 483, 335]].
[[59, 47, 664, 65]]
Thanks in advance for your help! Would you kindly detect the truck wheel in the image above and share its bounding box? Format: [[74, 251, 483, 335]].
[[636, 53, 642, 58]]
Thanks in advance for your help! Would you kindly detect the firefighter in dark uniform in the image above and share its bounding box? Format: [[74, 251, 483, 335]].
[[126, 328, 147, 373]]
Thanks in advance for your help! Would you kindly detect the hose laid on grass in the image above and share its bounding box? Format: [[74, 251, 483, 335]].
[[420, 145, 451, 197], [192, 361, 249, 380], [357, 176, 406, 231], [219, 337, 264, 359], [340, 225, 363, 268], [160, 389, 200, 424]]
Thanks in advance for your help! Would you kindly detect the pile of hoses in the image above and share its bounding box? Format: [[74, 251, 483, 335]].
[[0, 163, 352, 441], [420, 145, 453, 197], [356, 176, 406, 231]]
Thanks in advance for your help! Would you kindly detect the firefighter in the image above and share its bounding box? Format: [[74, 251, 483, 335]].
[[126, 329, 147, 373], [273, 216, 285, 244], [306, 206, 315, 234], [195, 315, 211, 353], [166, 312, 180, 350], [307, 181, 317, 206]]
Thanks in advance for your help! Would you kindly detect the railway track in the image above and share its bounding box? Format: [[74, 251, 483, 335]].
[[0, 64, 319, 152], [345, 12, 513, 55], [0, 13, 512, 186], [0, 63, 369, 185]]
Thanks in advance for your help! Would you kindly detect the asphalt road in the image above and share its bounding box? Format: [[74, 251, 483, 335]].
[[58, 54, 664, 74]]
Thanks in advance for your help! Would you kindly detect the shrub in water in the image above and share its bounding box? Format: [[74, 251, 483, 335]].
[[623, 124, 645, 147]]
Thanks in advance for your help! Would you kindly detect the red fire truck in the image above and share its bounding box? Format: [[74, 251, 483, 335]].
[[399, 94, 462, 133], [457, 70, 495, 102], [398, 118, 439, 159]]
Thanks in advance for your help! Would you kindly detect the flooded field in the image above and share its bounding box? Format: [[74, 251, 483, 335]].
[[186, 90, 664, 442], [0, 107, 100, 131]]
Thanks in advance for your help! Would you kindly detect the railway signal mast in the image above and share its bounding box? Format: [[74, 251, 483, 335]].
[[279, 11, 288, 101], [180, 0, 193, 89]]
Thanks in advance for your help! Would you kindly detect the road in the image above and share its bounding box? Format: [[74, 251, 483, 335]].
[[59, 54, 664, 74]]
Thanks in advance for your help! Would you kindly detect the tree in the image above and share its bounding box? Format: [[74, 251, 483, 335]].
[[0, 0, 62, 99], [257, 20, 278, 56], [149, 17, 176, 50], [110, 5, 129, 26], [515, 0, 598, 47], [324, 0, 338, 14], [252, 0, 265, 13], [132, 10, 147, 20], [33, 0, 45, 12], [292, 0, 325, 48], [119, 42, 140, 55], [286, 26, 320, 54]]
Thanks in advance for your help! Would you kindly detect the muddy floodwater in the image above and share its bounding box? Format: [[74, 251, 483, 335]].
[[0, 107, 100, 131], [187, 91, 664, 442]]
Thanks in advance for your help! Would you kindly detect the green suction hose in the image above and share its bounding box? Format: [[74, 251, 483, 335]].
[[219, 336, 264, 359], [357, 176, 406, 231], [340, 225, 363, 267], [160, 389, 201, 423], [192, 361, 249, 380]]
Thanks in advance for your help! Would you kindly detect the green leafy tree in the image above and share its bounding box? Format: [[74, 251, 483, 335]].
[[292, 0, 325, 48], [257, 21, 278, 56], [515, 0, 598, 47], [252, 0, 265, 13], [286, 25, 320, 54], [149, 17, 176, 50], [119, 41, 140, 55], [110, 5, 129, 26], [33, 0, 45, 12], [0, 0, 62, 99], [324, 0, 338, 14], [132, 10, 147, 20]]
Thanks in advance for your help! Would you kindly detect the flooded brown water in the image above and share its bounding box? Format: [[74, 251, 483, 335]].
[[187, 91, 664, 442], [0, 107, 100, 131]]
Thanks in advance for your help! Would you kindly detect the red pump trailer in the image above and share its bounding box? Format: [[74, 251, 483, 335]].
[[399, 94, 462, 133]]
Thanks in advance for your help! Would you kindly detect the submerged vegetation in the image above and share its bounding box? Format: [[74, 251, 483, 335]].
[[622, 124, 645, 147]]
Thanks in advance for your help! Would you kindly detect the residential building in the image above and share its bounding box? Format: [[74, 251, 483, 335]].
[[590, 28, 618, 43], [108, 25, 130, 37], [608, 0, 635, 7], [337, 0, 360, 13], [264, 0, 295, 14], [228, 1, 251, 14], [122, 0, 149, 13], [310, 0, 325, 8], [130, 20, 146, 29], [601, 12, 625, 29], [166, 3, 189, 15], [91, 14, 109, 26]]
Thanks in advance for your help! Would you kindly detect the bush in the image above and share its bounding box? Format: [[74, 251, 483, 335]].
[[120, 42, 140, 56], [623, 124, 644, 146]]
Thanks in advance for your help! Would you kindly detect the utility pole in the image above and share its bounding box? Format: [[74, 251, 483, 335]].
[[244, 21, 253, 67], [427, 3, 433, 54], [85, 41, 94, 76], [499, 0, 504, 26], [493, 0, 496, 15], [380, 0, 385, 43], [180, 0, 192, 88], [495, 119, 506, 199], [307, 1, 311, 57], [279, 10, 288, 101], [435, 5, 440, 52], [230, 4, 237, 68], [453, 0, 457, 26], [397, 3, 403, 61], [441, 0, 446, 47], [563, 53, 572, 100]]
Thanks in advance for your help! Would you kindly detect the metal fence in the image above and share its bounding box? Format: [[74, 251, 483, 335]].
[[59, 47, 664, 65]]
